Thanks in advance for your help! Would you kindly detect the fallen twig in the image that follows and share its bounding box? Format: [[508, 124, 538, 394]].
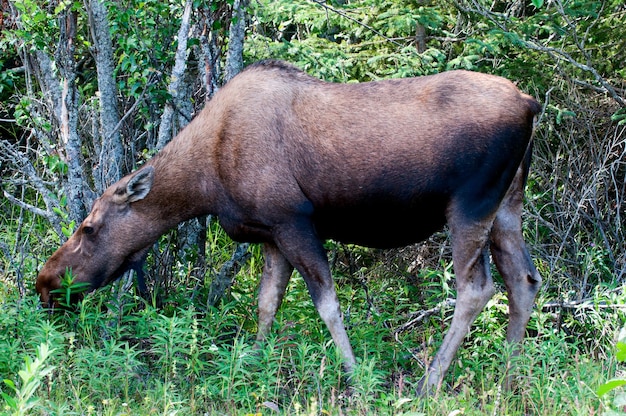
[[394, 298, 456, 336]]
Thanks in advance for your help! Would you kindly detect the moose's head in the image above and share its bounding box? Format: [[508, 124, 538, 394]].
[[36, 167, 156, 307]]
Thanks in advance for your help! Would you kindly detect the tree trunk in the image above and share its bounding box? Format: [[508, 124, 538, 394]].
[[207, 243, 251, 307], [88, 0, 123, 193], [56, 7, 86, 224], [415, 23, 427, 53], [207, 0, 249, 305], [156, 0, 194, 151], [197, 10, 221, 100], [224, 0, 248, 82]]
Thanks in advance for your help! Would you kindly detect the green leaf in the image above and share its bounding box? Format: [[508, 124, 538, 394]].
[[598, 379, 626, 397], [1, 392, 17, 410], [3, 379, 16, 391], [52, 207, 67, 218], [615, 341, 626, 362], [611, 109, 626, 125], [531, 0, 544, 8]]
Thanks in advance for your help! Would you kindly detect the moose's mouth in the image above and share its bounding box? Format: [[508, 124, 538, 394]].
[[37, 249, 150, 310]]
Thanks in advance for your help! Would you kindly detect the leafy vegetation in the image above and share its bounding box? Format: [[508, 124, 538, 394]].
[[0, 259, 624, 414], [1, 0, 625, 414]]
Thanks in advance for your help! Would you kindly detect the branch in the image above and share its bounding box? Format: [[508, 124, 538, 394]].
[[542, 300, 626, 311], [522, 40, 625, 107], [309, 0, 405, 48], [206, 243, 251, 307], [541, 288, 626, 312], [455, 0, 625, 108], [394, 298, 456, 336], [0, 241, 25, 297], [0, 139, 63, 237], [2, 190, 50, 219]]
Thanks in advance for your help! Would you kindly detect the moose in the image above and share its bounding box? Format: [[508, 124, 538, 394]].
[[37, 60, 542, 394]]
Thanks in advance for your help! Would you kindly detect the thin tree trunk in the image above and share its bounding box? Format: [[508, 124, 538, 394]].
[[7, 3, 67, 242], [56, 7, 85, 224], [156, 0, 193, 151], [207, 243, 250, 307], [151, 0, 203, 298], [32, 51, 62, 124], [88, 0, 123, 192], [224, 0, 248, 82], [197, 11, 220, 100], [207, 0, 248, 306], [415, 24, 427, 53]]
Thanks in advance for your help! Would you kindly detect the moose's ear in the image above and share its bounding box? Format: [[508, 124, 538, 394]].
[[123, 166, 154, 203]]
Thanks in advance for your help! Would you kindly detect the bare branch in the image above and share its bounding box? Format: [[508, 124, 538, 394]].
[[0, 139, 63, 237], [394, 298, 456, 335], [522, 40, 625, 107], [2, 190, 50, 219], [542, 288, 626, 312]]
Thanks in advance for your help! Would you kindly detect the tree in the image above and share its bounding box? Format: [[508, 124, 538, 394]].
[[1, 0, 248, 301]]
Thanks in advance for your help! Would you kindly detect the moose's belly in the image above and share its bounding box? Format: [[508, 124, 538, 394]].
[[312, 196, 448, 249]]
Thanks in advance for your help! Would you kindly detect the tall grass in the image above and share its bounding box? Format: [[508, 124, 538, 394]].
[[1, 258, 624, 415]]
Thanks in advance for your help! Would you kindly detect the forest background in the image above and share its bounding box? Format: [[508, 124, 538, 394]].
[[0, 0, 625, 414]]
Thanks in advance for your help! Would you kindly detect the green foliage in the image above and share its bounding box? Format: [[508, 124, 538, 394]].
[[612, 108, 626, 126], [108, 0, 179, 100], [2, 343, 55, 416], [247, 0, 454, 80], [1, 0, 624, 414], [49, 268, 91, 307], [8, 0, 63, 50], [598, 332, 626, 415], [0, 261, 621, 414]]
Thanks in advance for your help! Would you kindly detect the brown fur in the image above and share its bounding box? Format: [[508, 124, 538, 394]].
[[37, 60, 542, 394]]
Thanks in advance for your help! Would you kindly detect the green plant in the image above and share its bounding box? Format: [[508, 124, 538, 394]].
[[598, 332, 626, 415], [2, 342, 55, 416], [50, 268, 91, 308]]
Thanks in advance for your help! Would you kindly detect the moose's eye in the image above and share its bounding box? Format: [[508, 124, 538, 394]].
[[83, 226, 95, 235]]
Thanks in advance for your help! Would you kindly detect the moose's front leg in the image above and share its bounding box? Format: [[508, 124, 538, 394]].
[[273, 221, 357, 373]]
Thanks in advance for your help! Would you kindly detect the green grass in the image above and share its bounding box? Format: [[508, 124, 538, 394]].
[[1, 261, 625, 415]]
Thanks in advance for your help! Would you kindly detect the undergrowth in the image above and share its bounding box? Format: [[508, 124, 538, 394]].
[[1, 259, 625, 415]]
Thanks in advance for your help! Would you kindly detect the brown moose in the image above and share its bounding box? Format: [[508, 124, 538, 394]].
[[37, 60, 542, 394]]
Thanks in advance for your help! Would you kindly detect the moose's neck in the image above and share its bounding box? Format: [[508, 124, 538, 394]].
[[138, 118, 219, 234]]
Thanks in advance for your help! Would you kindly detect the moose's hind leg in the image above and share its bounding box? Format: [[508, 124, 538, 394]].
[[489, 167, 542, 389], [490, 169, 542, 345], [417, 217, 496, 395]]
